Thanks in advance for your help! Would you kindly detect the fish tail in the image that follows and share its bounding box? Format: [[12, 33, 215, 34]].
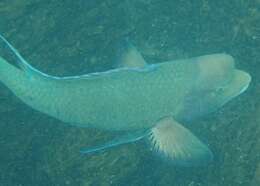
[[0, 49, 24, 85], [0, 34, 48, 79], [0, 34, 47, 97]]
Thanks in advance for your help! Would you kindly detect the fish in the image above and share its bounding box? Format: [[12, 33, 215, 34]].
[[0, 35, 251, 166]]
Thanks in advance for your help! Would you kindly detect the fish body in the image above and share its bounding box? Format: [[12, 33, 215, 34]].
[[0, 35, 251, 165], [1, 58, 198, 131]]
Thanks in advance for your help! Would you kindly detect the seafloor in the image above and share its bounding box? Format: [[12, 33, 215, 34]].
[[0, 0, 259, 186]]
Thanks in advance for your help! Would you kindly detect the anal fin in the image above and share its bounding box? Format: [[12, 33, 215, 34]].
[[150, 117, 213, 166], [80, 130, 150, 154]]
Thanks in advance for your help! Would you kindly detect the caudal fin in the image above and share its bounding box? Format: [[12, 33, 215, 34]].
[[0, 34, 49, 78], [149, 117, 213, 166]]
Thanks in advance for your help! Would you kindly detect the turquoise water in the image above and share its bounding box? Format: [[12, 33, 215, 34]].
[[0, 0, 259, 185]]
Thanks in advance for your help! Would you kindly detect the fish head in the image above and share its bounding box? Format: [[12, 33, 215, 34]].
[[179, 54, 251, 121]]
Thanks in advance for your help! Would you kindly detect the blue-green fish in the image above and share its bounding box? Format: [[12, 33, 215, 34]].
[[0, 35, 251, 166]]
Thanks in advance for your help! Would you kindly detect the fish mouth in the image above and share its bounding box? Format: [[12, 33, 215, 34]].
[[223, 69, 251, 101]]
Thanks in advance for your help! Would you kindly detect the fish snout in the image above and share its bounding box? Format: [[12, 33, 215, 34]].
[[222, 69, 251, 99]]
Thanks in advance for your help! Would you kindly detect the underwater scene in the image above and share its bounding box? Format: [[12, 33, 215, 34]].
[[0, 0, 259, 186]]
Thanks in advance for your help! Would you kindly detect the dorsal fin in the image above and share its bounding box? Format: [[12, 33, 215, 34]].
[[115, 39, 147, 68]]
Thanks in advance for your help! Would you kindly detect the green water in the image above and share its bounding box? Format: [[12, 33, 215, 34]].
[[0, 0, 259, 185]]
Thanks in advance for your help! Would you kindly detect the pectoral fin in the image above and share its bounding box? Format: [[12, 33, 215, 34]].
[[80, 130, 150, 154], [150, 117, 213, 166]]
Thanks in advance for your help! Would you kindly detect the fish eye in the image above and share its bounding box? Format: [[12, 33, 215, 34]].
[[215, 87, 225, 94]]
